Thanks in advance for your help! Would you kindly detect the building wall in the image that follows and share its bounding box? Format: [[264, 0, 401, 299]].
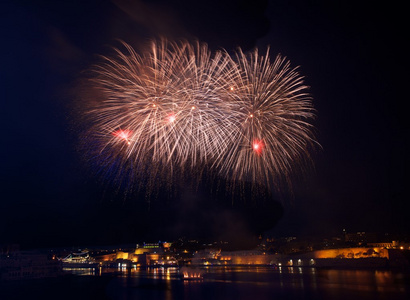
[[311, 248, 389, 259], [230, 255, 276, 265]]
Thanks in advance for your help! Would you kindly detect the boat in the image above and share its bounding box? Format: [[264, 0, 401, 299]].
[[61, 251, 99, 268], [180, 267, 204, 280]]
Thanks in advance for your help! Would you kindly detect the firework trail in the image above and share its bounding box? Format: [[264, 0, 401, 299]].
[[81, 39, 316, 194]]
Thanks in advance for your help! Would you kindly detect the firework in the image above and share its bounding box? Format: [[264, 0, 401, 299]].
[[81, 39, 316, 193], [218, 47, 316, 189]]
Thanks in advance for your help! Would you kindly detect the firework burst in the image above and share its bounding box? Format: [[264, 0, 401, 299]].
[[80, 39, 317, 195], [218, 47, 316, 189]]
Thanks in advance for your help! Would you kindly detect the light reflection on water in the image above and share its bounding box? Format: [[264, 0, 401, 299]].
[[62, 267, 96, 276], [62, 266, 410, 300], [64, 266, 181, 279]]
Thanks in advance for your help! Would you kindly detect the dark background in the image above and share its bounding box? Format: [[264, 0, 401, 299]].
[[0, 0, 408, 249]]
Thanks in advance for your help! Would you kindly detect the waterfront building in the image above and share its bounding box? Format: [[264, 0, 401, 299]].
[[0, 250, 62, 280]]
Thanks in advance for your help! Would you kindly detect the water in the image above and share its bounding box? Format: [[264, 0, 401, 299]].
[[1, 266, 410, 300]]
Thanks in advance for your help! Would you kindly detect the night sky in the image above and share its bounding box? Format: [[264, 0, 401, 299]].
[[1, 0, 408, 249]]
